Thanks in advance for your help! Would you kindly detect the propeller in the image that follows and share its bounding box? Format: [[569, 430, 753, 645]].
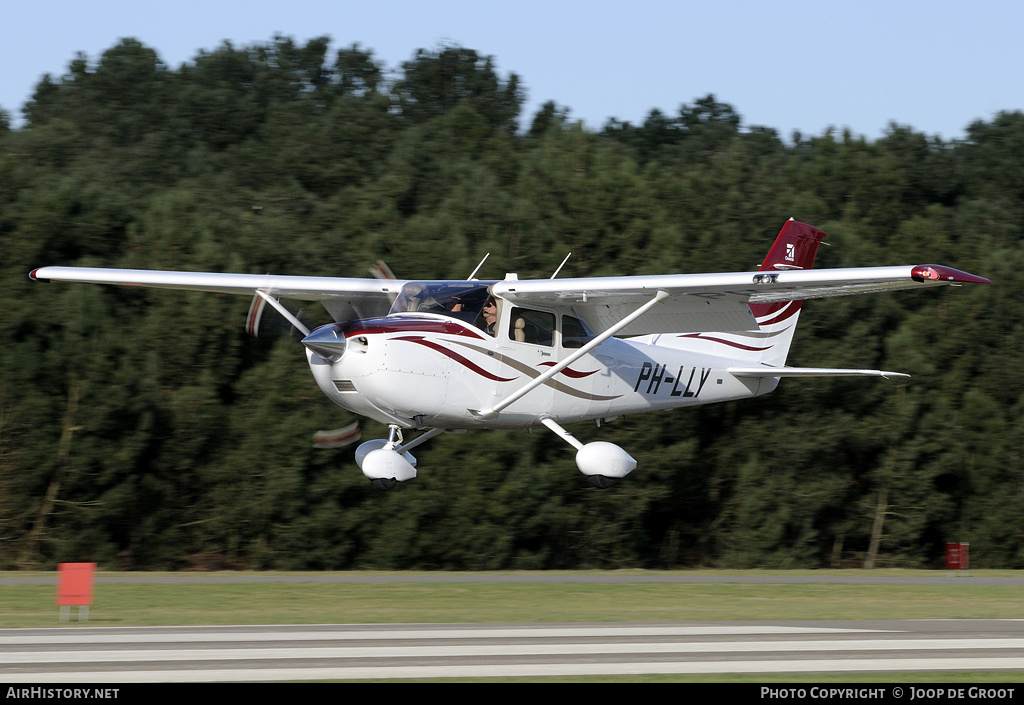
[[312, 420, 361, 449], [245, 290, 267, 336]]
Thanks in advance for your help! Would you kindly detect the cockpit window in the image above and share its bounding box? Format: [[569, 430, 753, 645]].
[[389, 281, 495, 326]]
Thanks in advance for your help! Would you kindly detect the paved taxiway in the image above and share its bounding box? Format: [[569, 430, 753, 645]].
[[3, 620, 1024, 681]]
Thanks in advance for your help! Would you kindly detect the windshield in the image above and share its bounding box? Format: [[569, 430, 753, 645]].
[[389, 281, 496, 327]]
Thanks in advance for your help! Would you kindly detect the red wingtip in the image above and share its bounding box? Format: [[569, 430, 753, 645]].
[[911, 265, 992, 285]]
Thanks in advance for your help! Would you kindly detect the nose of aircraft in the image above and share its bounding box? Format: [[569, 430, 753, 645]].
[[302, 324, 347, 362]]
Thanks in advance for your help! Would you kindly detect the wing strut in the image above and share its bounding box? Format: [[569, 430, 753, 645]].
[[254, 289, 311, 337], [472, 289, 670, 420]]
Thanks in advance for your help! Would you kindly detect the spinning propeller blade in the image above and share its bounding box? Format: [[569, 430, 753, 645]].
[[245, 291, 267, 336], [313, 421, 361, 449]]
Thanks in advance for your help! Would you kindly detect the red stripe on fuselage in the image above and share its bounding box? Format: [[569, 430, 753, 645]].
[[750, 300, 800, 326], [676, 333, 774, 352], [393, 335, 517, 382], [342, 316, 487, 340], [537, 361, 599, 378]]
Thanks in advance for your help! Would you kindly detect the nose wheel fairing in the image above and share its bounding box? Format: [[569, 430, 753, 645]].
[[354, 427, 450, 489]]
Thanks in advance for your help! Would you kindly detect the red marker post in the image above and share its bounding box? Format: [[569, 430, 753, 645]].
[[945, 543, 970, 577], [57, 562, 96, 621]]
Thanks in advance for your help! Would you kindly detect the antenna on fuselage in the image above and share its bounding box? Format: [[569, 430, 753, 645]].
[[550, 253, 571, 279], [467, 253, 490, 280]]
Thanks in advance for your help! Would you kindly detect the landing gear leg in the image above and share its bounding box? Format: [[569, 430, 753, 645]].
[[384, 425, 404, 450]]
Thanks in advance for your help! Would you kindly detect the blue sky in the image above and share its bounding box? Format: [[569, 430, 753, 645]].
[[3, 0, 1022, 141]]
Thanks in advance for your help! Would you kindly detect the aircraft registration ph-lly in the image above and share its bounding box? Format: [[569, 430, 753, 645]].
[[30, 220, 990, 490]]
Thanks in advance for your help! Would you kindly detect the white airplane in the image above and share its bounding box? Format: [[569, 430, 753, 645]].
[[30, 219, 990, 490]]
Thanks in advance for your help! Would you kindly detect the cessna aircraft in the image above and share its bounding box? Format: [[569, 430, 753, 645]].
[[30, 219, 990, 489]]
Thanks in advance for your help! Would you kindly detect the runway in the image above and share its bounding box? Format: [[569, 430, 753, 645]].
[[3, 620, 1024, 681]]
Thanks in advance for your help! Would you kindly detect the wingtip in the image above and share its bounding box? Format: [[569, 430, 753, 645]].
[[911, 265, 991, 285]]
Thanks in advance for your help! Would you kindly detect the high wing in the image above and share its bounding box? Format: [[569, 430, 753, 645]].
[[491, 264, 991, 336], [29, 267, 407, 322], [31, 262, 990, 335]]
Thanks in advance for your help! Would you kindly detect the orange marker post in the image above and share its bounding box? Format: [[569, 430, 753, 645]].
[[57, 562, 96, 621]]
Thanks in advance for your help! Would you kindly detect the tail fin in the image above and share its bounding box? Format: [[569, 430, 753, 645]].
[[747, 219, 827, 367], [755, 218, 828, 274]]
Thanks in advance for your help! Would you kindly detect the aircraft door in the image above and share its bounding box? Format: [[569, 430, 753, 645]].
[[496, 306, 556, 416], [557, 314, 608, 420]]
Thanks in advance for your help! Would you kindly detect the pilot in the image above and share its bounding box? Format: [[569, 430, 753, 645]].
[[482, 297, 497, 336]]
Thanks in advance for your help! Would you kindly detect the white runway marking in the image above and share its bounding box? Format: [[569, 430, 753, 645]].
[[7, 638, 1024, 664], [0, 623, 883, 645], [4, 622, 1023, 681], [19, 659, 1024, 683]]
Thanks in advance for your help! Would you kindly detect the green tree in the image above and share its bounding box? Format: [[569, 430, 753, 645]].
[[395, 46, 523, 133]]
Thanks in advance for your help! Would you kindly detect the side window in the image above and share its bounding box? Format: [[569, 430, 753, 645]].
[[561, 315, 593, 349], [508, 308, 554, 347]]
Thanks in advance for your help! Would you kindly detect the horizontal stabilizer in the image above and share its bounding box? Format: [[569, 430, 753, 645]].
[[728, 366, 909, 379]]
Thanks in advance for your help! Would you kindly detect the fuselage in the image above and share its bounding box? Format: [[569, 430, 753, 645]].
[[306, 311, 772, 430]]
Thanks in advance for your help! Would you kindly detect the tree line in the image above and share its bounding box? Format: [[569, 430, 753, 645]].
[[0, 36, 1021, 571]]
